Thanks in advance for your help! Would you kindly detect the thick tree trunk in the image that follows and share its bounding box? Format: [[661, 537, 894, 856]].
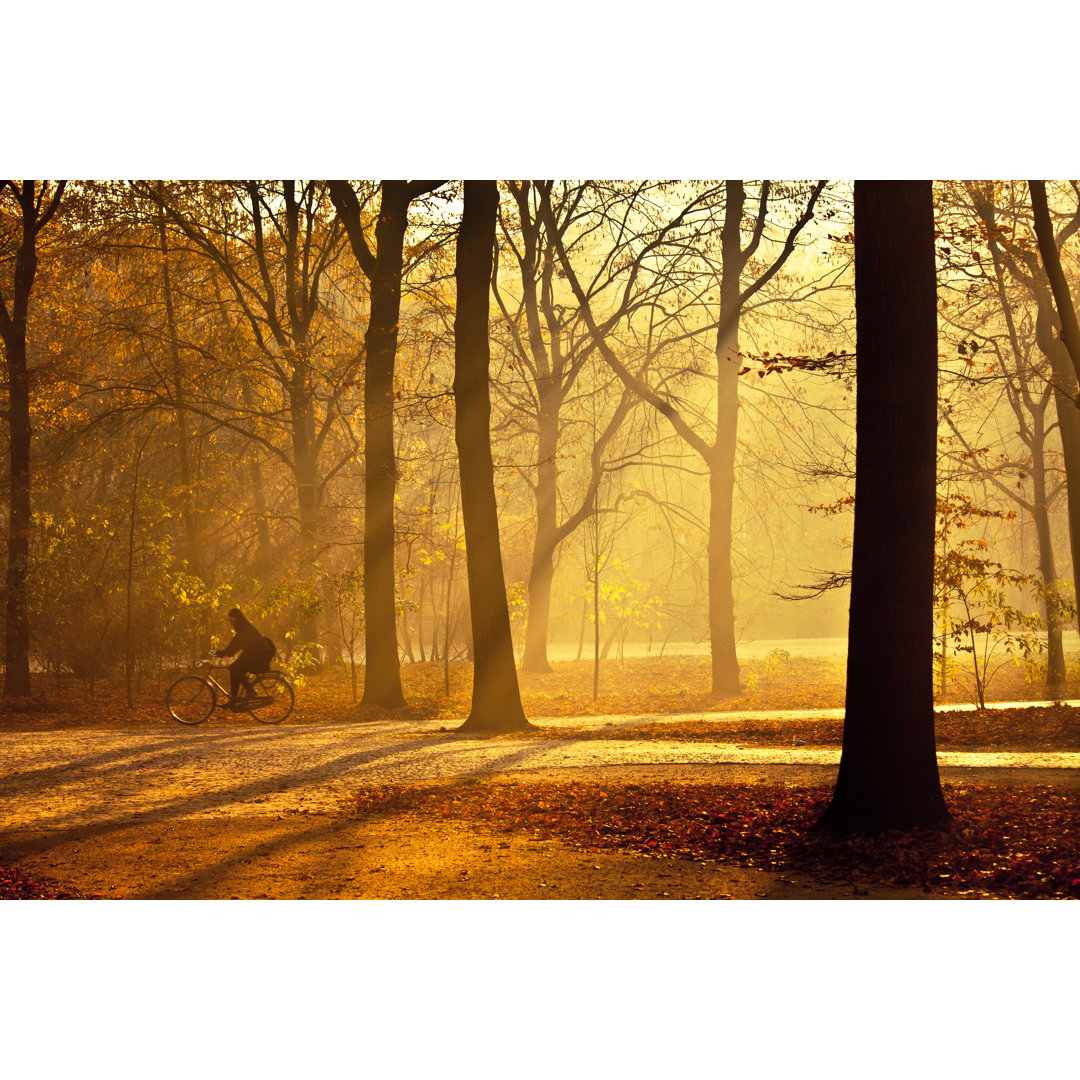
[[817, 181, 950, 834], [707, 181, 745, 696], [0, 181, 63, 696], [360, 183, 413, 709], [453, 181, 529, 734], [4, 329, 32, 696]]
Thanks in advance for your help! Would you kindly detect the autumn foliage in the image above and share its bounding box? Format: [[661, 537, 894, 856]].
[[344, 780, 1080, 899]]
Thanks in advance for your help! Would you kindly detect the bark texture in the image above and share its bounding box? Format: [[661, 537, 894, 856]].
[[358, 183, 412, 708], [817, 181, 950, 834], [453, 181, 529, 734]]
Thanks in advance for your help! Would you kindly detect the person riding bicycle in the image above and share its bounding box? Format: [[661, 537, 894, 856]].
[[214, 608, 275, 709]]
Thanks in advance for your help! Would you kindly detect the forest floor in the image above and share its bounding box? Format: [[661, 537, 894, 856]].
[[2, 655, 1079, 901]]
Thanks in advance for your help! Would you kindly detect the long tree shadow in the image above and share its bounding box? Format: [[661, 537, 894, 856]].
[[104, 742, 601, 899], [138, 815, 390, 899], [0, 729, 566, 862], [0, 729, 286, 792]]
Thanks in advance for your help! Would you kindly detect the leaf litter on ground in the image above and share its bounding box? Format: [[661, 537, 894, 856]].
[[342, 780, 1080, 900], [5, 654, 1080, 900]]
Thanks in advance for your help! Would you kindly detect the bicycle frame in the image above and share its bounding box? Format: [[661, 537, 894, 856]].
[[167, 660, 294, 726], [199, 663, 233, 697], [199, 660, 260, 700]]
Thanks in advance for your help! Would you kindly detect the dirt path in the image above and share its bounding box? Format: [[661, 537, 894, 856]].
[[2, 719, 1077, 899]]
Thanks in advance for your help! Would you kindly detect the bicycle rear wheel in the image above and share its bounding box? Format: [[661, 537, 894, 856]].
[[248, 672, 294, 724], [167, 676, 216, 725]]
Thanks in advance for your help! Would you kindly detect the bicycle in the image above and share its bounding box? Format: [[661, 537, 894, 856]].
[[166, 659, 295, 726]]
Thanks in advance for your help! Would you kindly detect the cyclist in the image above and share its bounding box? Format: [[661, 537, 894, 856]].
[[214, 608, 275, 709]]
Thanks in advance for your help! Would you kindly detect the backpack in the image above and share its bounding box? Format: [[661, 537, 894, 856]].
[[262, 635, 277, 661]]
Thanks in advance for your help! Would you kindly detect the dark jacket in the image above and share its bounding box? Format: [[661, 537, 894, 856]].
[[218, 616, 270, 662]]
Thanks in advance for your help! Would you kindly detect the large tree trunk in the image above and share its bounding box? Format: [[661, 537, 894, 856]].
[[817, 181, 950, 834], [453, 181, 529, 735], [708, 184, 745, 694], [360, 182, 414, 709], [0, 181, 64, 697], [3, 322, 32, 697]]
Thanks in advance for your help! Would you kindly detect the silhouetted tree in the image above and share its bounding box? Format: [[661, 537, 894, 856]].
[[453, 180, 529, 734], [1029, 181, 1080, 383], [329, 180, 444, 709], [960, 182, 1080, 664], [938, 182, 1070, 685], [0, 179, 66, 696], [817, 180, 951, 833]]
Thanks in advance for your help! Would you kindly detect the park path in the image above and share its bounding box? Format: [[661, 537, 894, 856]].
[[2, 708, 1079, 839]]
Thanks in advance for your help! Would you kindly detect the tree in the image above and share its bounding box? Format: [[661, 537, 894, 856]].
[[125, 180, 361, 643], [492, 182, 648, 672], [1023, 181, 1080, 614], [453, 181, 529, 734], [817, 181, 950, 834], [937, 181, 1071, 685], [1028, 181, 1080, 384], [546, 180, 828, 695], [329, 179, 444, 709], [0, 179, 66, 696], [55, 181, 376, 662]]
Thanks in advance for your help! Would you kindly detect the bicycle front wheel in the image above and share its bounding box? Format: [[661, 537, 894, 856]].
[[248, 673, 294, 724], [166, 676, 216, 725]]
